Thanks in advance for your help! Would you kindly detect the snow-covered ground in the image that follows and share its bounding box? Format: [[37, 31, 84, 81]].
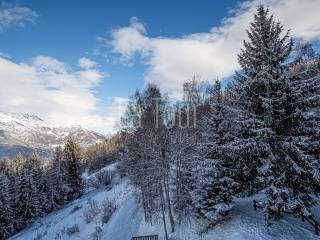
[[10, 176, 138, 240], [11, 163, 320, 240]]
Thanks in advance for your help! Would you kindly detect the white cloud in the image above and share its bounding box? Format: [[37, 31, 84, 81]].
[[0, 2, 38, 31], [78, 57, 97, 69], [33, 56, 68, 73], [109, 0, 320, 96], [111, 17, 150, 61], [0, 56, 117, 133]]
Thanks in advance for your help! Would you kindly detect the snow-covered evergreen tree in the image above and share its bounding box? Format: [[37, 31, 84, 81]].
[[195, 79, 242, 221], [289, 43, 320, 143], [49, 146, 68, 206], [193, 83, 219, 219], [40, 173, 57, 214], [262, 53, 320, 222], [232, 5, 292, 119], [64, 138, 83, 200], [231, 5, 320, 222], [25, 153, 47, 216], [14, 167, 40, 230], [0, 172, 14, 240]]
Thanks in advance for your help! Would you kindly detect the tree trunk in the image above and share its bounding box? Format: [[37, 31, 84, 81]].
[[141, 189, 148, 223], [164, 178, 175, 232], [160, 185, 169, 240]]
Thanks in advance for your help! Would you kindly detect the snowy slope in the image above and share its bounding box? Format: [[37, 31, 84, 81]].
[[11, 164, 320, 240], [10, 170, 142, 240], [0, 112, 106, 159]]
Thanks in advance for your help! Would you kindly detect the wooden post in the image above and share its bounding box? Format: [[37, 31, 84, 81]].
[[301, 215, 305, 222], [315, 222, 319, 235]]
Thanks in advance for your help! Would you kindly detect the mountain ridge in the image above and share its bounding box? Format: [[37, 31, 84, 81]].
[[0, 111, 106, 159]]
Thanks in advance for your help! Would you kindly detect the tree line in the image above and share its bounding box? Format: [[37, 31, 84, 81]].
[[0, 138, 83, 239], [0, 134, 124, 239]]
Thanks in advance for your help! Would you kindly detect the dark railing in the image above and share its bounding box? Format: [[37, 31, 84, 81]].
[[132, 235, 159, 240], [253, 200, 320, 235]]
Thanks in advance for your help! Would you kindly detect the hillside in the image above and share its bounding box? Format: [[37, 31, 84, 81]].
[[0, 112, 106, 159], [10, 163, 320, 240]]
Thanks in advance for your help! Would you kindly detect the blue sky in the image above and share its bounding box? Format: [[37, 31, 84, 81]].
[[1, 0, 239, 99], [0, 0, 319, 133]]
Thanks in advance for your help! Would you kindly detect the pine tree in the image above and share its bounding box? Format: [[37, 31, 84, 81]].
[[290, 43, 320, 149], [195, 79, 238, 220], [14, 167, 40, 230], [232, 5, 292, 120], [64, 138, 83, 200], [25, 154, 46, 216], [42, 176, 57, 214], [232, 5, 320, 222], [49, 146, 68, 206], [224, 6, 285, 200], [0, 172, 14, 240], [263, 50, 320, 222]]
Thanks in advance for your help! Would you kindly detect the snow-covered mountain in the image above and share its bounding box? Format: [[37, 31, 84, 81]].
[[0, 112, 106, 159]]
